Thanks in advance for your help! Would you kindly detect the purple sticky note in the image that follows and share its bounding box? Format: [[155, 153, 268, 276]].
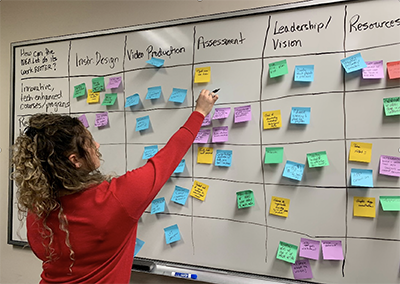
[[299, 238, 320, 260], [321, 240, 344, 260], [78, 114, 89, 128], [106, 76, 122, 89], [292, 259, 313, 280], [379, 155, 400, 177], [194, 129, 211, 144], [212, 126, 229, 143], [234, 105, 251, 123], [94, 112, 109, 127], [202, 113, 211, 126], [212, 107, 231, 120], [362, 60, 384, 79]]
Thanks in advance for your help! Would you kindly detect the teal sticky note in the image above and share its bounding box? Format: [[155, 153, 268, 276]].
[[277, 241, 298, 264], [135, 115, 150, 131], [146, 57, 165, 67], [295, 65, 314, 82], [351, 168, 373, 187], [151, 197, 165, 214], [134, 238, 145, 256], [73, 83, 86, 98], [341, 52, 367, 73], [142, 145, 158, 159], [171, 186, 190, 205], [92, 77, 105, 93], [290, 107, 311, 124], [174, 159, 185, 173], [146, 86, 162, 100], [125, 94, 140, 107], [101, 93, 118, 106], [283, 161, 305, 181], [164, 224, 181, 244], [215, 150, 233, 167], [269, 59, 288, 78], [265, 147, 284, 164], [169, 88, 187, 103], [380, 196, 400, 211]]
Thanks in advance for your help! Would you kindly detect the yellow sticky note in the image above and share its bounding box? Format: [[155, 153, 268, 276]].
[[87, 89, 100, 104], [349, 142, 372, 163], [197, 147, 213, 164], [194, 67, 211, 83], [353, 197, 376, 218], [190, 180, 209, 201], [269, 196, 290, 217], [263, 110, 282, 129]]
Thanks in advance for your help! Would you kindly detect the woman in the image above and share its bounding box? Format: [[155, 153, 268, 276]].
[[12, 89, 218, 283]]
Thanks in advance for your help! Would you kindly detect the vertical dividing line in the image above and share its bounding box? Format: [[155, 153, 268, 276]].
[[67, 41, 72, 116], [123, 35, 128, 173]]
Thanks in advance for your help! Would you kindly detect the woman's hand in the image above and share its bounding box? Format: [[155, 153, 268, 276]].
[[194, 89, 219, 117]]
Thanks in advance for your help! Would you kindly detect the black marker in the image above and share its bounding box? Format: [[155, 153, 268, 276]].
[[212, 88, 220, 94]]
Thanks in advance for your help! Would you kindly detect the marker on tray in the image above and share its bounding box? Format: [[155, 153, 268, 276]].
[[171, 272, 198, 279]]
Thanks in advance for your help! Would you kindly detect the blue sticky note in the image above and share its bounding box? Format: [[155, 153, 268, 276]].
[[164, 224, 181, 244], [341, 53, 367, 73], [134, 238, 145, 257], [215, 150, 233, 167], [146, 86, 162, 100], [125, 94, 140, 107], [135, 115, 150, 131], [142, 145, 158, 159], [174, 159, 185, 173], [151, 197, 166, 214], [169, 88, 187, 103], [351, 168, 374, 187], [295, 65, 314, 82], [290, 107, 311, 124], [146, 57, 165, 67], [283, 160, 305, 181], [171, 186, 190, 205]]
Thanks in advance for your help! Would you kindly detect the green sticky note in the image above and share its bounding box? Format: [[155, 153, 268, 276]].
[[276, 241, 298, 264], [92, 77, 105, 93], [383, 97, 400, 116], [307, 151, 329, 168], [269, 59, 288, 78], [73, 83, 86, 98], [265, 147, 284, 164], [236, 190, 255, 209], [101, 93, 118, 106], [380, 196, 400, 211]]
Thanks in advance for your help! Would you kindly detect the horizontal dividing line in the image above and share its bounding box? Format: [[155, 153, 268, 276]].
[[346, 41, 400, 54]]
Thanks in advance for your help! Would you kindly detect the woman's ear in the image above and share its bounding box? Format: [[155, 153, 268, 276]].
[[68, 154, 82, 168]]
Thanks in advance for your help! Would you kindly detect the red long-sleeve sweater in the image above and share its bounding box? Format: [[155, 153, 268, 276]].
[[27, 111, 204, 284]]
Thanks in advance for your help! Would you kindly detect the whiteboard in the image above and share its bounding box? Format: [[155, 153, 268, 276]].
[[8, 0, 400, 283]]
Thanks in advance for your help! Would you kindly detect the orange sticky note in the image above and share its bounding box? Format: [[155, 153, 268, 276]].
[[190, 180, 209, 201], [263, 110, 282, 129], [349, 142, 372, 163], [387, 61, 400, 79], [197, 147, 213, 164], [353, 197, 376, 218], [269, 196, 290, 217], [87, 89, 100, 104], [194, 67, 211, 83]]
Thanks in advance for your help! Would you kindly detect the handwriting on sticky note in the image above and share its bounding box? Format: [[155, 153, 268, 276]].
[[295, 65, 314, 82], [383, 97, 400, 116], [169, 88, 187, 103], [362, 60, 384, 79], [142, 145, 158, 159], [151, 197, 165, 214], [265, 147, 284, 164], [234, 105, 251, 123], [135, 115, 150, 131], [291, 107, 311, 124], [283, 161, 305, 181], [164, 224, 181, 244], [73, 83, 86, 98], [387, 61, 400, 79], [215, 150, 232, 167], [202, 113, 211, 126], [94, 112, 108, 127], [197, 147, 213, 164], [125, 94, 140, 107], [194, 67, 211, 83], [276, 241, 298, 264], [174, 159, 185, 174], [92, 77, 105, 93], [212, 107, 231, 120], [353, 197, 376, 218], [307, 151, 329, 168], [379, 155, 400, 177], [236, 190, 255, 209], [269, 59, 288, 78], [351, 168, 373, 187], [134, 238, 145, 257], [292, 259, 313, 280], [146, 86, 162, 100], [101, 93, 118, 106], [321, 240, 344, 260], [263, 110, 282, 129], [212, 126, 229, 143], [194, 129, 211, 144], [269, 196, 290, 217], [299, 238, 320, 260], [341, 52, 367, 73], [349, 142, 372, 163], [380, 196, 400, 211], [171, 186, 190, 205], [106, 76, 122, 89], [190, 180, 209, 201], [87, 89, 100, 104], [78, 114, 89, 128]]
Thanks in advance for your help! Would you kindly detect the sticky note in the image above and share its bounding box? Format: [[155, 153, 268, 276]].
[[292, 259, 313, 280], [146, 57, 165, 67], [174, 159, 185, 174], [190, 180, 209, 201], [340, 53, 367, 73], [299, 238, 320, 260], [215, 150, 233, 167], [151, 197, 165, 214], [321, 240, 344, 260], [265, 147, 284, 164], [383, 97, 400, 116], [94, 112, 108, 127], [164, 224, 181, 244], [387, 61, 400, 79], [380, 196, 400, 211], [73, 83, 86, 98], [171, 186, 190, 205], [125, 94, 140, 107], [234, 105, 251, 123], [135, 115, 150, 131], [101, 93, 118, 106], [269, 59, 288, 78], [201, 113, 211, 126], [142, 145, 158, 159], [169, 88, 187, 103], [212, 107, 231, 120], [146, 86, 162, 100], [106, 76, 122, 89], [194, 129, 211, 144], [212, 126, 229, 143], [362, 60, 384, 79], [349, 142, 372, 163], [351, 168, 373, 187], [134, 238, 145, 257], [379, 155, 400, 177], [87, 89, 100, 104], [353, 197, 376, 218], [194, 67, 211, 83], [236, 190, 255, 209], [307, 151, 329, 168], [294, 65, 314, 82], [269, 196, 290, 217], [197, 147, 213, 164], [290, 107, 311, 124], [276, 241, 298, 264], [263, 110, 282, 129], [283, 161, 305, 181], [92, 77, 105, 92], [78, 114, 89, 128]]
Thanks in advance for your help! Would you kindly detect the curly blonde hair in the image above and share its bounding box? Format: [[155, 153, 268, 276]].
[[11, 113, 106, 271]]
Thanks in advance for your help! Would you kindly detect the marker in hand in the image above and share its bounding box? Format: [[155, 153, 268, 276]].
[[171, 272, 198, 279], [211, 88, 220, 97]]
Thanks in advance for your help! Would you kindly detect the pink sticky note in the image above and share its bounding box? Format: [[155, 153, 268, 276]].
[[194, 129, 211, 144], [292, 259, 313, 280], [212, 126, 229, 143], [234, 105, 251, 123], [94, 112, 109, 127], [202, 113, 211, 126], [387, 61, 400, 79], [362, 60, 384, 79], [379, 155, 400, 177], [212, 107, 231, 120], [299, 238, 320, 260], [106, 76, 122, 89], [78, 114, 89, 128], [321, 240, 344, 260]]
